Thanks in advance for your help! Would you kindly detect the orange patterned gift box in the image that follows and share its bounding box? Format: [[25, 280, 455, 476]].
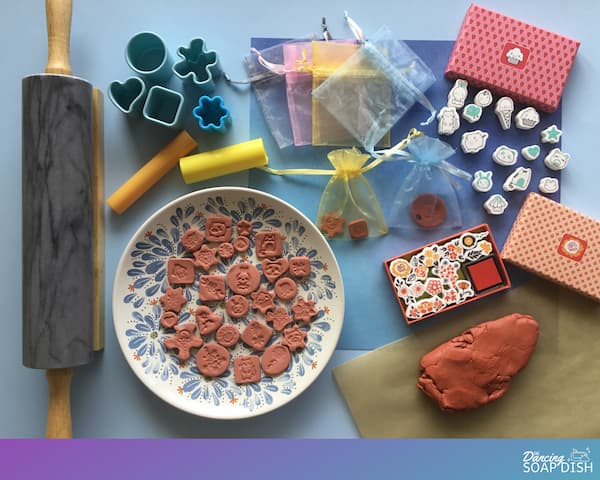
[[502, 193, 600, 302]]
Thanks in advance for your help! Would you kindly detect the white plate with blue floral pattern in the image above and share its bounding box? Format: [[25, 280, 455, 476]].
[[113, 187, 344, 419]]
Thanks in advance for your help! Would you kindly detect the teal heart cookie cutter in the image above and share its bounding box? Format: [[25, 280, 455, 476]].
[[108, 76, 147, 116], [192, 95, 231, 133], [173, 38, 222, 93]]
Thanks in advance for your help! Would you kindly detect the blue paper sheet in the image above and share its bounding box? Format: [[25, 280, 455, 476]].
[[249, 38, 561, 350]]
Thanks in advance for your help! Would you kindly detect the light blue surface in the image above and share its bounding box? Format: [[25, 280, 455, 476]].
[[0, 0, 598, 438]]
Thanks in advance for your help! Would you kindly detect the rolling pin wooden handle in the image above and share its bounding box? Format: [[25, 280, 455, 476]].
[[45, 368, 73, 438], [45, 0, 72, 75]]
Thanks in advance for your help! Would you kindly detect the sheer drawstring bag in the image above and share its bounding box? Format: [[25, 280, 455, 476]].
[[312, 25, 437, 153]]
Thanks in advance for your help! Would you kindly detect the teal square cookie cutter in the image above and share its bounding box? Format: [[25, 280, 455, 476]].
[[143, 86, 185, 129], [173, 38, 222, 93], [192, 95, 231, 133]]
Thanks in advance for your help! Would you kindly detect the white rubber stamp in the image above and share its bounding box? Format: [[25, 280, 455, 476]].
[[515, 107, 540, 130], [503, 167, 532, 192], [472, 170, 493, 192], [495, 97, 514, 130], [492, 145, 518, 166], [447, 79, 468, 109]]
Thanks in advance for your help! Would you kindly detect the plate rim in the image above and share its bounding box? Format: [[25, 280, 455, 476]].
[[112, 186, 345, 420]]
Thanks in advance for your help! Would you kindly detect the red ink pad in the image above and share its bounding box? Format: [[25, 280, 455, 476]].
[[261, 344, 291, 376], [255, 231, 284, 258], [234, 355, 261, 384], [199, 275, 226, 302], [410, 194, 447, 228], [289, 256, 311, 277], [205, 216, 232, 242], [167, 258, 195, 284], [465, 257, 504, 293], [274, 277, 298, 301], [215, 324, 240, 348], [227, 262, 261, 295], [241, 320, 273, 350], [196, 343, 230, 377], [226, 295, 249, 319], [262, 258, 289, 283], [181, 228, 204, 252]]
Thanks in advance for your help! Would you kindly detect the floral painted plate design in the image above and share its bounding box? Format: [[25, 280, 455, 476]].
[[113, 187, 344, 419]]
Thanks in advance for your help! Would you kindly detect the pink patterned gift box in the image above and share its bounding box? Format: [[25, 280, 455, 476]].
[[502, 193, 600, 302], [445, 4, 580, 112]]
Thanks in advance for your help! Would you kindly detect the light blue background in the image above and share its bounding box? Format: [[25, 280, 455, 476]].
[[0, 0, 597, 437]]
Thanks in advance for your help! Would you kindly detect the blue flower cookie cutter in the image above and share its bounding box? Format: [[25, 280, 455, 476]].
[[173, 38, 222, 93], [192, 95, 232, 133]]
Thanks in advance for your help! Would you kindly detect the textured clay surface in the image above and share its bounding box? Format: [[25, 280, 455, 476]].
[[417, 313, 539, 412]]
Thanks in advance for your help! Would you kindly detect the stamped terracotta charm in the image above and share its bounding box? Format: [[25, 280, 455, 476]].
[[160, 311, 179, 329], [241, 319, 273, 350], [281, 324, 307, 352], [160, 287, 187, 313], [291, 297, 318, 323], [255, 231, 284, 258], [250, 288, 276, 314], [320, 211, 345, 238], [236, 219, 253, 236], [225, 295, 249, 319], [227, 262, 261, 295], [205, 216, 232, 242], [193, 244, 218, 271], [274, 277, 298, 301], [164, 323, 203, 361], [195, 305, 223, 335], [348, 218, 369, 239], [233, 236, 250, 253], [261, 344, 291, 376], [181, 227, 204, 252], [167, 258, 195, 284], [234, 355, 261, 384], [217, 242, 234, 259], [196, 343, 230, 377], [199, 275, 226, 302], [215, 324, 240, 348], [288, 256, 311, 277], [266, 306, 293, 332], [261, 258, 289, 283]]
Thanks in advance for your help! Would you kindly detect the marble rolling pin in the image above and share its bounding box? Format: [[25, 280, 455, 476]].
[[22, 0, 103, 438]]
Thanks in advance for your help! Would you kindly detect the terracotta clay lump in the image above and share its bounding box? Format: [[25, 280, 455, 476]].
[[417, 313, 539, 412]]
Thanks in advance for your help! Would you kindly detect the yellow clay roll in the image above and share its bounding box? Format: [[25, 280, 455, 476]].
[[180, 138, 268, 184], [107, 131, 198, 214]]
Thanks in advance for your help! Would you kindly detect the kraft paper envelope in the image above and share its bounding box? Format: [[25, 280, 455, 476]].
[[333, 278, 600, 437]]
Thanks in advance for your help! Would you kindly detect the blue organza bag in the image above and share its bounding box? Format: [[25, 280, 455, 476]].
[[387, 136, 471, 230]]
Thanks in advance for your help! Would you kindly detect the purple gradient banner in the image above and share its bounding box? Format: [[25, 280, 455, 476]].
[[3, 440, 598, 479]]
